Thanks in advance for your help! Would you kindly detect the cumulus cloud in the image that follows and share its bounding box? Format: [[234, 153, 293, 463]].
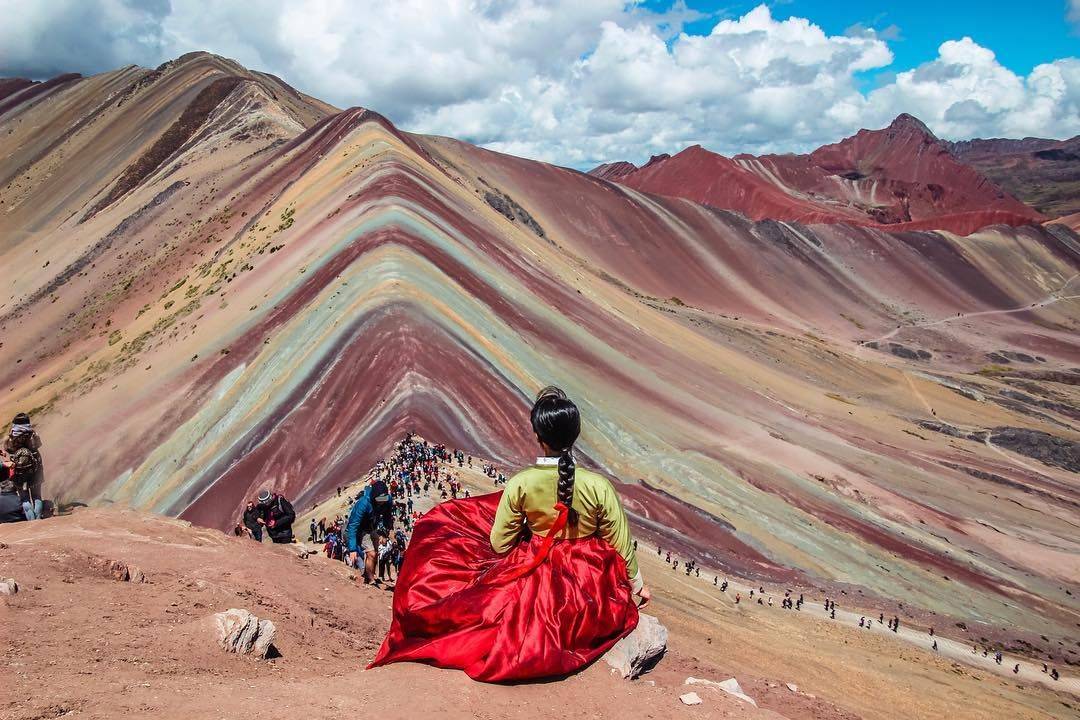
[[0, 1, 1077, 168]]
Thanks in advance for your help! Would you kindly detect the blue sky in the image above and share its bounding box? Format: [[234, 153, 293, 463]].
[[663, 0, 1078, 79]]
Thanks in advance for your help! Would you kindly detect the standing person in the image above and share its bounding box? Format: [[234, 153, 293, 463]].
[[242, 501, 263, 541], [257, 489, 296, 544], [377, 531, 400, 582], [5, 413, 43, 520], [371, 386, 646, 682], [345, 478, 393, 584], [309, 518, 318, 543]]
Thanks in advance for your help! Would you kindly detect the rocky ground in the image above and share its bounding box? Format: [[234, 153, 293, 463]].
[[2, 488, 1077, 720]]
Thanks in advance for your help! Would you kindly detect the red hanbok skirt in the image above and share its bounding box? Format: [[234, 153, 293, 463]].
[[369, 492, 639, 682]]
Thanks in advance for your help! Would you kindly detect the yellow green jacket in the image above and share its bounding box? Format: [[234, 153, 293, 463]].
[[490, 458, 642, 591]]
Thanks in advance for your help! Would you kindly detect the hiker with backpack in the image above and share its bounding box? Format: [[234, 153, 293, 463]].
[[4, 413, 43, 520], [256, 489, 296, 544]]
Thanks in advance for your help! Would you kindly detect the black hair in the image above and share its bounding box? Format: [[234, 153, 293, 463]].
[[530, 387, 581, 525]]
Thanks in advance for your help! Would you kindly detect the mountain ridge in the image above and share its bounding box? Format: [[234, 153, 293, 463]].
[[2, 53, 1079, 663], [590, 113, 1048, 235]]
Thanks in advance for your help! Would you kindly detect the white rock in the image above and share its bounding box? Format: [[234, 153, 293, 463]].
[[214, 608, 277, 659], [0, 578, 17, 595], [685, 677, 757, 707], [786, 682, 799, 693], [679, 692, 702, 706], [603, 613, 668, 679]]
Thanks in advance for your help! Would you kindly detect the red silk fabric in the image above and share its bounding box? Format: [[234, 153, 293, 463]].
[[369, 492, 640, 682]]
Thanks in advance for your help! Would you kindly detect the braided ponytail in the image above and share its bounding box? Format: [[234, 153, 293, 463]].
[[557, 448, 579, 526], [531, 386, 581, 526]]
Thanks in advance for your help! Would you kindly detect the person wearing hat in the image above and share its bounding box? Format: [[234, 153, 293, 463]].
[[4, 412, 43, 520], [0, 479, 26, 523], [345, 478, 394, 584], [256, 489, 296, 544]]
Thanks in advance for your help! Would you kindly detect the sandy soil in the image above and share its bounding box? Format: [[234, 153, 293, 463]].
[[2, 501, 1076, 720]]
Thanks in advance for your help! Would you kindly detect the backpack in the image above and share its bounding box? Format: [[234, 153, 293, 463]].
[[12, 446, 38, 480]]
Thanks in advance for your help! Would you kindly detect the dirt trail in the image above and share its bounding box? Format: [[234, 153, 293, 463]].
[[863, 273, 1080, 347]]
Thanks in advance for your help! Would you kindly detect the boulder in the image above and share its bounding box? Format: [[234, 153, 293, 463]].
[[0, 578, 18, 595], [108, 561, 130, 581], [679, 692, 702, 706], [786, 682, 799, 693], [128, 566, 146, 583], [214, 608, 277, 659], [686, 677, 757, 707], [603, 612, 667, 679]]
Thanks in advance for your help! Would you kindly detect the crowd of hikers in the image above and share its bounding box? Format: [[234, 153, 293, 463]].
[[231, 434, 479, 586]]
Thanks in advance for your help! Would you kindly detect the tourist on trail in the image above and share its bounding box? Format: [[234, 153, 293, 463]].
[[377, 531, 396, 582], [257, 489, 296, 544], [721, 581, 728, 592], [1050, 668, 1059, 681], [0, 479, 26, 523], [309, 519, 318, 543], [242, 501, 263, 541], [370, 386, 646, 682], [5, 413, 43, 520], [932, 640, 938, 651], [1013, 664, 1019, 674], [345, 478, 393, 584]]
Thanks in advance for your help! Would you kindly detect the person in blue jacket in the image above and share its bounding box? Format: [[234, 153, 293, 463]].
[[346, 479, 393, 584]]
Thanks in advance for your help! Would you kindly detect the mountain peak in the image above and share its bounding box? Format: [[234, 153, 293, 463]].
[[887, 113, 936, 139]]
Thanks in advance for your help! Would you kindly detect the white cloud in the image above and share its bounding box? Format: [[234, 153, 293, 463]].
[[0, 2, 1077, 168]]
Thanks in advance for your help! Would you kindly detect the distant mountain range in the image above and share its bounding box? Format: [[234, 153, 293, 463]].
[[945, 135, 1080, 219], [591, 114, 1078, 236]]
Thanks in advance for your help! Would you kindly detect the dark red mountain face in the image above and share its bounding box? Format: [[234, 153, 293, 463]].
[[590, 114, 1046, 235]]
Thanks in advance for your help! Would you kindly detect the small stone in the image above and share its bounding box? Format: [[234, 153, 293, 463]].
[[786, 683, 799, 693], [0, 578, 18, 595], [679, 692, 702, 706], [603, 613, 668, 679], [686, 677, 757, 707], [128, 566, 146, 583], [214, 608, 277, 659], [108, 561, 130, 582]]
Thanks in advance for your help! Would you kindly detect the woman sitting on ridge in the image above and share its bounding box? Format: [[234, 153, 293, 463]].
[[370, 386, 648, 682]]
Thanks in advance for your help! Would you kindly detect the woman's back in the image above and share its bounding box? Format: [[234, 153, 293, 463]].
[[490, 461, 640, 583]]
